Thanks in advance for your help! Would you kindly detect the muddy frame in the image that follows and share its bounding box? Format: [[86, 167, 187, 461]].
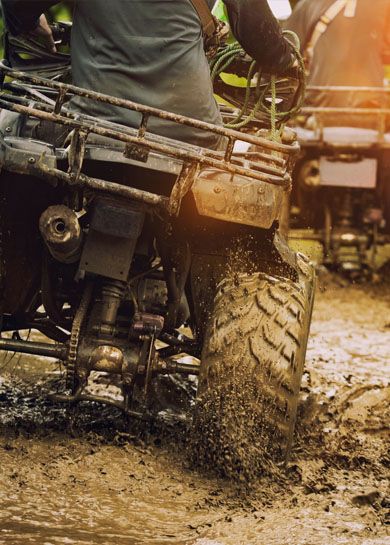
[[0, 63, 299, 218]]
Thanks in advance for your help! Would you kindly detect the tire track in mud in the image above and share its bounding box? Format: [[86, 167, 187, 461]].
[[0, 277, 389, 545]]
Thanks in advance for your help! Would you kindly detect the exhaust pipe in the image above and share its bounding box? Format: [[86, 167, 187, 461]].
[[39, 205, 83, 263]]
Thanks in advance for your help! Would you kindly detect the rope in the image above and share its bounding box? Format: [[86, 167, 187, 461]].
[[210, 30, 306, 140], [270, 75, 277, 140]]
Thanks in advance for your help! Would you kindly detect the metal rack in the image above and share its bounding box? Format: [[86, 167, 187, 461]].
[[300, 85, 390, 146], [0, 63, 299, 216]]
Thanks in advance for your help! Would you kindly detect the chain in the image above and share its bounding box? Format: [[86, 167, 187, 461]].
[[0, 196, 4, 324], [66, 282, 93, 390], [0, 190, 6, 324]]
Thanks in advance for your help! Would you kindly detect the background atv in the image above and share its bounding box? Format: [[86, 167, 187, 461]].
[[290, 87, 390, 275], [0, 27, 314, 473]]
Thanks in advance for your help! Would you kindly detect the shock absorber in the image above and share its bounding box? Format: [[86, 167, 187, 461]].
[[337, 189, 354, 229], [99, 280, 126, 335]]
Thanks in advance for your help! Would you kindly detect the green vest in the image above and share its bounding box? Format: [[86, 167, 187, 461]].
[[70, 0, 221, 147]]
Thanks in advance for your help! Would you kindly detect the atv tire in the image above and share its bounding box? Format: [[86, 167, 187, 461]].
[[194, 253, 315, 479]]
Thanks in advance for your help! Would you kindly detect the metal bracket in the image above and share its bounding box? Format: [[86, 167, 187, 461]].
[[67, 128, 88, 183], [168, 162, 200, 216], [124, 142, 150, 163], [54, 87, 67, 114]]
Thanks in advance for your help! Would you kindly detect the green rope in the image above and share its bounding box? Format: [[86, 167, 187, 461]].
[[270, 75, 277, 140], [211, 31, 306, 140], [223, 60, 258, 128], [210, 42, 242, 81]]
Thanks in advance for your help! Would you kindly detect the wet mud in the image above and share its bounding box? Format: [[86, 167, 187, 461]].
[[0, 275, 389, 545]]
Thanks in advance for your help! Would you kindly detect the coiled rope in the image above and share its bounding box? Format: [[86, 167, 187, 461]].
[[210, 30, 306, 140]]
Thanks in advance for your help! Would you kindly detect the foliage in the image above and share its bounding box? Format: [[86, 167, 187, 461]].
[[50, 3, 73, 23]]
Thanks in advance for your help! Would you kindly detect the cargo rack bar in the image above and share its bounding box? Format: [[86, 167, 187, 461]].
[[298, 85, 390, 144], [0, 63, 300, 213], [306, 85, 390, 93]]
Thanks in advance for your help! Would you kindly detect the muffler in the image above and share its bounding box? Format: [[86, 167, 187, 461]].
[[39, 205, 83, 263]]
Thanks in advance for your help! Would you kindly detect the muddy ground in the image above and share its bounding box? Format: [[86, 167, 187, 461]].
[[0, 274, 389, 545]]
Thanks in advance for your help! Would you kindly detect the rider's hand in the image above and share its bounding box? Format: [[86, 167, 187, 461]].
[[278, 53, 301, 79], [29, 15, 57, 53]]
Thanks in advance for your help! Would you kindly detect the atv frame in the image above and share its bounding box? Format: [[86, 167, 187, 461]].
[[0, 63, 303, 417]]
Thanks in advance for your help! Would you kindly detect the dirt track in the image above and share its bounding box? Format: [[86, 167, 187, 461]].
[[0, 275, 389, 545]]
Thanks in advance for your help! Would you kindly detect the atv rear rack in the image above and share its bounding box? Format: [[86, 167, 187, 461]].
[[300, 85, 390, 145], [0, 63, 298, 215]]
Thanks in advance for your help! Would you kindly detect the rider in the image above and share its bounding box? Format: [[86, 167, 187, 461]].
[[285, 0, 390, 126], [1, 0, 295, 147]]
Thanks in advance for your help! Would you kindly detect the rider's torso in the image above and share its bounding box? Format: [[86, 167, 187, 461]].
[[288, 0, 390, 116], [70, 0, 222, 147]]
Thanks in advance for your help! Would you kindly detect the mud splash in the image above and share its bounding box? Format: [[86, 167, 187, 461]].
[[191, 374, 283, 483], [0, 276, 389, 545]]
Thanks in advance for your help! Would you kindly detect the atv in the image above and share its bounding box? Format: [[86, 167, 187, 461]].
[[290, 87, 390, 275], [0, 25, 314, 470]]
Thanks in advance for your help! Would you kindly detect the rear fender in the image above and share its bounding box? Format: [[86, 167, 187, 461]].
[[191, 168, 285, 230]]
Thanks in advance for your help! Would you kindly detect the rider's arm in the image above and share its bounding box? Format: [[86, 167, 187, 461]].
[[1, 0, 58, 34], [283, 0, 313, 54], [1, 0, 59, 51], [222, 0, 294, 73]]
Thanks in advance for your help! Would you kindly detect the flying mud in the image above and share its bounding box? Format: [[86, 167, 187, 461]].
[[0, 274, 389, 545]]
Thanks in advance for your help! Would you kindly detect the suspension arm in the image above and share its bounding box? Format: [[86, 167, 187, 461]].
[[0, 337, 68, 359]]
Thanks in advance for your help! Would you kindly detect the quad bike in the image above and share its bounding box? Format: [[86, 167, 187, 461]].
[[290, 86, 390, 274], [0, 26, 314, 469]]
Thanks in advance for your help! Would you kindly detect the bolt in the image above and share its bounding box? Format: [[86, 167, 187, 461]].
[[28, 157, 36, 164], [297, 252, 310, 264], [213, 186, 222, 194], [5, 126, 11, 133], [257, 186, 265, 195]]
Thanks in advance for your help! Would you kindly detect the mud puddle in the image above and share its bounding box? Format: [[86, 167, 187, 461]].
[[0, 276, 389, 545]]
